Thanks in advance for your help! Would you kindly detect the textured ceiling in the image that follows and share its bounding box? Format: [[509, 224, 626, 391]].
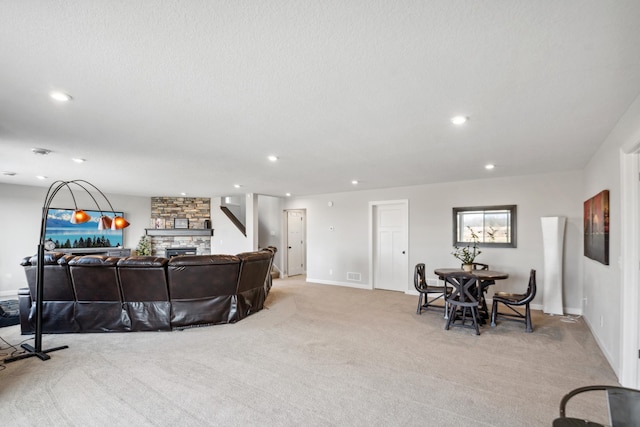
[[1, 1, 640, 198]]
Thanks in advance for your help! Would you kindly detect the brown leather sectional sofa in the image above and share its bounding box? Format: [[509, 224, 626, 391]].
[[18, 247, 276, 334]]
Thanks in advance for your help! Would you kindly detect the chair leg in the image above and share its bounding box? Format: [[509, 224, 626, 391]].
[[445, 304, 454, 330], [479, 294, 488, 319], [471, 307, 480, 335], [417, 293, 423, 315], [490, 300, 498, 327], [525, 303, 532, 333]]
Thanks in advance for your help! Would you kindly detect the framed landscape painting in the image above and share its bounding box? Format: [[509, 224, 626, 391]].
[[583, 190, 609, 265], [45, 208, 124, 249]]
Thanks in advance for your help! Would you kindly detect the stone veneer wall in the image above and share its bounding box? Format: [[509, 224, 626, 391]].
[[150, 197, 211, 256]]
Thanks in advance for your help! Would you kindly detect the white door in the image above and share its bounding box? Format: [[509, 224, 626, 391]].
[[287, 210, 305, 276], [372, 201, 408, 292]]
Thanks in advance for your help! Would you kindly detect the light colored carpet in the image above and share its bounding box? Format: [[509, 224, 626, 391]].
[[0, 277, 618, 426]]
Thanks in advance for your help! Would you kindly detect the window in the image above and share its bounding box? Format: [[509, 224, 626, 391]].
[[452, 205, 516, 248]]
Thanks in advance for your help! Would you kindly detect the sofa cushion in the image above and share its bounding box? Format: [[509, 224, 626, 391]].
[[168, 255, 241, 328], [69, 255, 130, 331], [117, 255, 171, 331], [168, 255, 241, 300], [236, 250, 273, 293]]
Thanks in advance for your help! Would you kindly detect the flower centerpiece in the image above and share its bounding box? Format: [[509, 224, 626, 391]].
[[135, 235, 152, 256], [452, 227, 481, 271]]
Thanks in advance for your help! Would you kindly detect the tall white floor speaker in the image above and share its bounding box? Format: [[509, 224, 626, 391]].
[[541, 216, 566, 315]]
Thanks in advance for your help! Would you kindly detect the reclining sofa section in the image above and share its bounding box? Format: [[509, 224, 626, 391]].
[[18, 248, 275, 334]]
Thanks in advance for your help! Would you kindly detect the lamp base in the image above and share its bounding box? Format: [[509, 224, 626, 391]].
[[4, 343, 69, 363]]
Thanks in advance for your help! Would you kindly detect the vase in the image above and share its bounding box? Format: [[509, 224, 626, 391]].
[[462, 264, 473, 272]]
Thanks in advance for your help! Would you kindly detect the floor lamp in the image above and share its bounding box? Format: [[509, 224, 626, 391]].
[[5, 179, 130, 363]]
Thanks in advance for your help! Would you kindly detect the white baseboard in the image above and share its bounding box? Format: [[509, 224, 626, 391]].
[[305, 277, 372, 290], [304, 282, 585, 317], [529, 303, 582, 316], [583, 314, 617, 376]]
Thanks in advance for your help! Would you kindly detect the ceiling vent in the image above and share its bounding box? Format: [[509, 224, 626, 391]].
[[31, 148, 51, 155]]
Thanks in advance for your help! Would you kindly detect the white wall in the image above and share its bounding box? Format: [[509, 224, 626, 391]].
[[258, 195, 284, 269], [0, 182, 149, 296], [209, 194, 284, 265], [583, 93, 640, 377], [285, 170, 584, 311], [210, 196, 250, 255]]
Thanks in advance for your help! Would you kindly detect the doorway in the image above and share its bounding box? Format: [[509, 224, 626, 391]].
[[369, 200, 408, 292], [286, 209, 306, 277]]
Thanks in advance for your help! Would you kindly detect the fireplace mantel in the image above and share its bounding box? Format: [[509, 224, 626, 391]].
[[145, 229, 214, 237]]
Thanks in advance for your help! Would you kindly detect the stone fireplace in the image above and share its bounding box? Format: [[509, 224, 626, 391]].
[[147, 197, 213, 256]]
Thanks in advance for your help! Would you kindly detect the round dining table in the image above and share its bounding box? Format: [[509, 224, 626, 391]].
[[433, 268, 509, 323], [433, 268, 509, 281]]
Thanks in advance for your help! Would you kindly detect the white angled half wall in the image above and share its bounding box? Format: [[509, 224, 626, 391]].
[[541, 216, 566, 315]]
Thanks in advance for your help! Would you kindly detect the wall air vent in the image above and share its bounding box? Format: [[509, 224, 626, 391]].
[[347, 272, 361, 282]]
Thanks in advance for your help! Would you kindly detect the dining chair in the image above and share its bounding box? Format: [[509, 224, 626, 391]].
[[470, 262, 489, 270], [464, 262, 494, 319], [490, 269, 536, 332], [444, 272, 481, 335], [553, 385, 640, 426], [413, 263, 450, 315]]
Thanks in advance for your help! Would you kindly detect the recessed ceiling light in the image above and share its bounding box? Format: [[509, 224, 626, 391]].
[[72, 158, 86, 163], [267, 155, 278, 162], [485, 164, 495, 170], [180, 192, 187, 196], [285, 193, 291, 197], [234, 184, 242, 188], [351, 180, 359, 185], [31, 147, 51, 155], [50, 91, 72, 102], [2, 171, 16, 176], [451, 115, 468, 125], [36, 175, 47, 180]]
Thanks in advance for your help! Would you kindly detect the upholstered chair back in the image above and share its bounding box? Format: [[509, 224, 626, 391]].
[[69, 255, 130, 332], [167, 255, 241, 328], [117, 256, 171, 331]]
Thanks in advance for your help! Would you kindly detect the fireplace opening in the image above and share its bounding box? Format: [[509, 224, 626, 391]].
[[166, 247, 197, 258]]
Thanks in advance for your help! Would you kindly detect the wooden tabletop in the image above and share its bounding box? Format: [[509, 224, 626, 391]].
[[433, 268, 509, 280]]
